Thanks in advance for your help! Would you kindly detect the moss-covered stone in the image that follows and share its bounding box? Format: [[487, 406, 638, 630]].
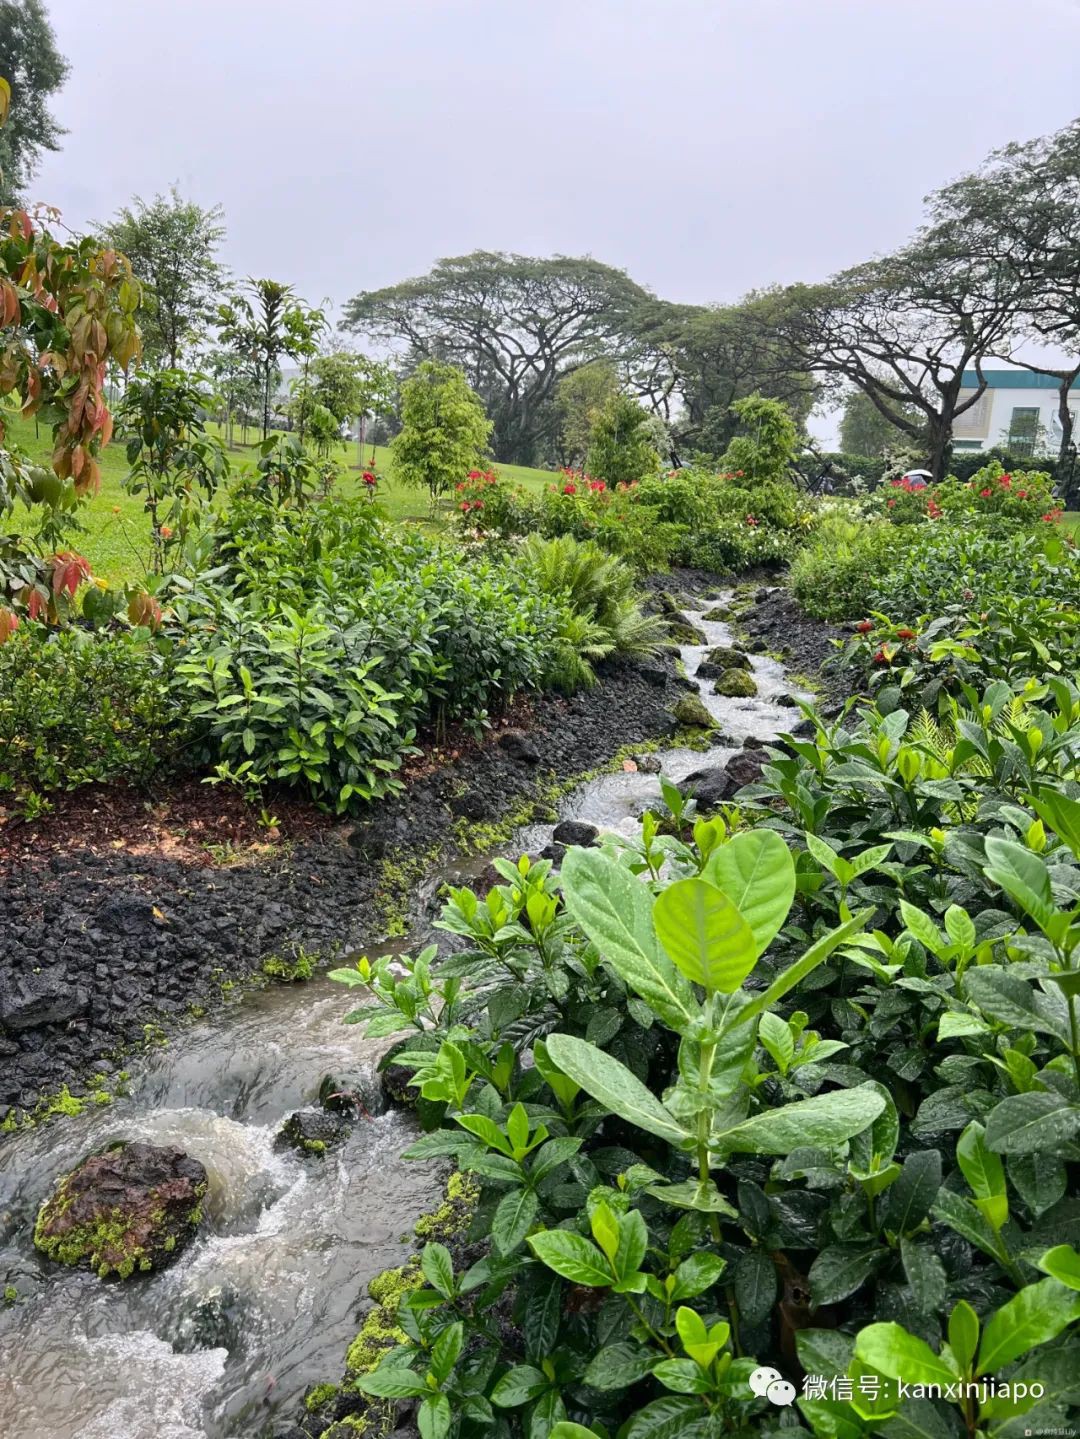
[[34, 1142, 207, 1280], [345, 1260, 422, 1374], [671, 693, 715, 730], [704, 645, 751, 671], [714, 669, 758, 698], [701, 606, 731, 622], [305, 1382, 341, 1412], [261, 950, 314, 982], [413, 1170, 479, 1243]]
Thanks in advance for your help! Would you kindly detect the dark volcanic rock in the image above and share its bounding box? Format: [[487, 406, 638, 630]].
[[34, 1141, 206, 1279], [0, 967, 88, 1031], [684, 749, 768, 808], [552, 820, 599, 848], [277, 1107, 349, 1154], [637, 663, 668, 688], [497, 729, 541, 764]]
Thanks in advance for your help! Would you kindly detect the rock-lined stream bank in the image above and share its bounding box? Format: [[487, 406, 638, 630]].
[[0, 579, 831, 1438]]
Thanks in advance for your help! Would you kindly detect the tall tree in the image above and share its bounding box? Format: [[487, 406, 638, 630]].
[[99, 189, 226, 369], [778, 227, 1024, 481], [342, 252, 648, 466], [0, 0, 68, 204], [927, 118, 1080, 464], [217, 278, 326, 440]]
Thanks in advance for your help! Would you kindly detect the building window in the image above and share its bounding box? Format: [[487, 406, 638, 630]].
[[1007, 406, 1041, 457]]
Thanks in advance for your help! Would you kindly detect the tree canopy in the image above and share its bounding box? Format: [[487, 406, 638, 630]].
[[99, 188, 226, 370], [343, 251, 650, 466]]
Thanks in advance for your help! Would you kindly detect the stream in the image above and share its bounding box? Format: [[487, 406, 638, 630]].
[[0, 598, 805, 1439]]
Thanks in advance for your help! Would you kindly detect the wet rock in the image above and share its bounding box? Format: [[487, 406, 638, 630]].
[[724, 748, 768, 789], [552, 820, 599, 848], [788, 717, 817, 739], [319, 1071, 387, 1119], [701, 606, 731, 622], [681, 767, 731, 809], [539, 841, 566, 864], [776, 693, 799, 707], [277, 1107, 349, 1154], [34, 1141, 207, 1279], [0, 968, 89, 1031], [748, 639, 769, 654], [743, 734, 767, 749], [636, 754, 662, 773], [671, 694, 715, 730], [695, 661, 724, 681], [498, 729, 541, 764], [636, 662, 668, 688], [714, 670, 758, 698], [99, 893, 158, 935], [665, 615, 708, 645], [449, 790, 490, 821], [704, 645, 750, 671]]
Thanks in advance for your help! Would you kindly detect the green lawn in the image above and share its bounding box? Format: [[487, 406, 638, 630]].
[[3, 411, 559, 585]]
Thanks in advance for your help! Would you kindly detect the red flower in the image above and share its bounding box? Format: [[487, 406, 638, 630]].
[[159, 524, 173, 539], [460, 501, 470, 512], [856, 620, 874, 633], [745, 514, 759, 526], [896, 627, 916, 640], [735, 470, 744, 477], [473, 500, 484, 510], [1017, 489, 1028, 499], [887, 498, 897, 508], [873, 648, 890, 664], [562, 483, 577, 495], [362, 471, 377, 487], [455, 481, 465, 492], [467, 470, 482, 480], [999, 474, 1011, 487], [979, 487, 992, 498], [890, 478, 903, 487]]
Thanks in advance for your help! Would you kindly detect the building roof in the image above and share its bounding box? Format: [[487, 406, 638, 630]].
[[960, 369, 1080, 390]]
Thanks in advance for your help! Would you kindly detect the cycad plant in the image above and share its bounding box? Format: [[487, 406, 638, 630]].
[[521, 534, 668, 691]]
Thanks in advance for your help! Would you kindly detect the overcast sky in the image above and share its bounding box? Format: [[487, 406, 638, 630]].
[[32, 0, 1080, 439]]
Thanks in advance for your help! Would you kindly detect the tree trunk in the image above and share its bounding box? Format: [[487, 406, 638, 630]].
[[926, 418, 951, 484], [1056, 378, 1076, 468]]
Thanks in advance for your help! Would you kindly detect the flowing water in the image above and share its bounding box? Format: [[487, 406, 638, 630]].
[[0, 599, 801, 1439]]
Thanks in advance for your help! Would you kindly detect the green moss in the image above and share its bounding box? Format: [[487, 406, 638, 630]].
[[322, 1419, 371, 1438], [671, 693, 715, 730], [714, 669, 758, 698], [305, 1382, 340, 1412], [704, 645, 751, 671], [346, 1260, 422, 1374], [413, 1170, 479, 1243], [302, 1138, 327, 1155], [261, 950, 315, 983], [375, 843, 443, 936], [3, 1285, 17, 1304]]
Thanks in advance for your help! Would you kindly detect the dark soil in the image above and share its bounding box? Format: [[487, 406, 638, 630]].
[[0, 652, 687, 1118]]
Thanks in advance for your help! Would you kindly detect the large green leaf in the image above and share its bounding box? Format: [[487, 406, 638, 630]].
[[1038, 1244, 1080, 1291], [880, 1150, 942, 1237], [560, 848, 697, 1029], [1029, 789, 1080, 863], [963, 968, 1071, 1044], [491, 1187, 538, 1257], [545, 1033, 690, 1144], [527, 1230, 611, 1287], [729, 909, 875, 1033], [854, 1322, 959, 1387], [809, 1244, 885, 1306], [714, 1086, 886, 1156], [976, 1278, 1080, 1374], [653, 878, 757, 992], [984, 1092, 1080, 1155], [702, 829, 795, 956]]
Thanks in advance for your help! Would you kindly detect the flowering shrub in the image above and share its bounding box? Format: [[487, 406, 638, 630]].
[[868, 460, 1056, 532], [453, 469, 534, 541]]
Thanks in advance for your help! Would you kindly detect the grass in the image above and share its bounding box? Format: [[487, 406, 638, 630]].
[[3, 410, 559, 585]]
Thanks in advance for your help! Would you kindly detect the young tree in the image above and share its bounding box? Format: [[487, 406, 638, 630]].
[[217, 278, 326, 440], [0, 78, 141, 629], [344, 252, 648, 465], [585, 394, 659, 485], [99, 188, 226, 369], [204, 345, 261, 447], [718, 394, 799, 485], [0, 0, 69, 203], [555, 361, 619, 467], [295, 350, 396, 463], [392, 360, 492, 512], [117, 370, 229, 571]]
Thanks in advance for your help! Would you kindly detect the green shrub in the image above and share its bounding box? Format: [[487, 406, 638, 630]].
[[789, 515, 897, 619], [584, 393, 660, 486], [521, 534, 667, 691], [0, 628, 181, 803], [169, 497, 562, 811]]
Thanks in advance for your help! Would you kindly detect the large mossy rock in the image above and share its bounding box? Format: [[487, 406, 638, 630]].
[[704, 645, 751, 671], [672, 693, 715, 730], [34, 1141, 207, 1279], [714, 669, 758, 698]]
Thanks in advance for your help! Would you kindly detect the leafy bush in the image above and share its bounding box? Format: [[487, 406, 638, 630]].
[[0, 627, 181, 805], [168, 497, 562, 810], [331, 725, 1080, 1435], [866, 461, 1057, 531], [521, 534, 668, 691], [790, 516, 898, 620], [718, 393, 800, 485], [585, 393, 660, 486]]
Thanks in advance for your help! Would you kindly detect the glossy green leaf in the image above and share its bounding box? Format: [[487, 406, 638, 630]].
[[545, 1033, 690, 1144], [560, 848, 697, 1029], [714, 1085, 886, 1156], [976, 1278, 1080, 1374], [854, 1322, 959, 1387], [527, 1229, 611, 1287], [1038, 1245, 1080, 1291], [702, 828, 795, 956], [653, 878, 757, 993], [984, 1091, 1080, 1154]]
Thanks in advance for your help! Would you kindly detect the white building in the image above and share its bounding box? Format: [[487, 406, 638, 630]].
[[953, 368, 1078, 455]]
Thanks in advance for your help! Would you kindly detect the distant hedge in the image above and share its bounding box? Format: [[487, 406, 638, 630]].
[[795, 447, 1068, 491]]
